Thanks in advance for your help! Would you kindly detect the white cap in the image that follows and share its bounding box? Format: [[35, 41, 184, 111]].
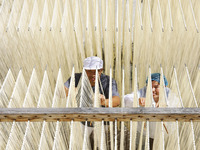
[[83, 56, 103, 70]]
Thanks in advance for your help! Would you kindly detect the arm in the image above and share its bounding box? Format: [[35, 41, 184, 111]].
[[139, 97, 159, 107], [111, 96, 120, 107], [66, 86, 120, 107], [64, 86, 69, 97], [64, 86, 78, 97], [139, 97, 146, 107], [64, 73, 81, 98], [100, 78, 120, 107], [64, 77, 71, 97], [100, 95, 120, 107]]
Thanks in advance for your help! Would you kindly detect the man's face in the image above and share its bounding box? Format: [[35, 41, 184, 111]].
[[152, 80, 160, 103], [85, 69, 103, 86]]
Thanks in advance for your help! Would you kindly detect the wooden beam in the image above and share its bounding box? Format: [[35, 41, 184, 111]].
[[0, 107, 200, 122]]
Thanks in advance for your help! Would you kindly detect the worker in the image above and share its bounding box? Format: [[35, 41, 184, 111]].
[[124, 73, 181, 149], [64, 56, 120, 149], [64, 56, 120, 107], [125, 73, 171, 108]]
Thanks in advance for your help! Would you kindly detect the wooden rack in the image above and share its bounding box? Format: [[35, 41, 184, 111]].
[[0, 107, 200, 122]]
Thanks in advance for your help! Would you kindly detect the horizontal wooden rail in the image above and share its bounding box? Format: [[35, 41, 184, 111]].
[[0, 108, 200, 122]]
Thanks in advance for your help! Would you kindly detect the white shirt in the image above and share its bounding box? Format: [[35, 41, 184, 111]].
[[124, 86, 181, 138]]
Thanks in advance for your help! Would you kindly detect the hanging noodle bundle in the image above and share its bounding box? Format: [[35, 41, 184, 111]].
[[0, 0, 200, 149]]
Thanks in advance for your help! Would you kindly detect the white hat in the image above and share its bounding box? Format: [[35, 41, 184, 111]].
[[83, 56, 103, 70]]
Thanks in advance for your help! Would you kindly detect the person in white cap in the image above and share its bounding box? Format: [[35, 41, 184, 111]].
[[64, 56, 120, 107], [65, 57, 120, 149]]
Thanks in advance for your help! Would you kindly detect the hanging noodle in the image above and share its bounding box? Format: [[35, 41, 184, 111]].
[[0, 0, 200, 149]]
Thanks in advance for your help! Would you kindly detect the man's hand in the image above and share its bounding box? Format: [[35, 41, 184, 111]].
[[139, 97, 146, 107], [155, 102, 159, 107], [100, 94, 107, 106], [139, 97, 160, 108], [64, 87, 69, 97], [100, 94, 120, 107], [64, 86, 78, 97]]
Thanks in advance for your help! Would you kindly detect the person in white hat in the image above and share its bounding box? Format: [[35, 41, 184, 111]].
[[64, 56, 120, 107], [65, 57, 120, 149]]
